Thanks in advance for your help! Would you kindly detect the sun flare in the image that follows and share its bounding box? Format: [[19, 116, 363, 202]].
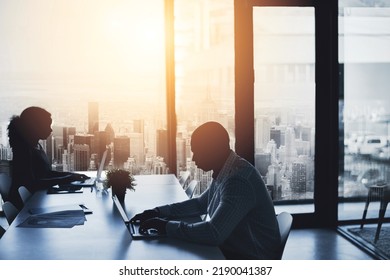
[[104, 7, 164, 54]]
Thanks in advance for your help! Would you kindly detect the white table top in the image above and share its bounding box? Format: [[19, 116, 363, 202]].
[[0, 174, 224, 260]]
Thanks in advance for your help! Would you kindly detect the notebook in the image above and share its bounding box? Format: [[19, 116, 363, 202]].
[[68, 149, 108, 187], [112, 194, 166, 240]]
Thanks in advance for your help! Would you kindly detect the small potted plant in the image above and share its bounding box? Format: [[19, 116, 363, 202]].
[[104, 168, 136, 203]]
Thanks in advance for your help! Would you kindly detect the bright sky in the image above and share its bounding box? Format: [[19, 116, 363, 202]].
[[0, 0, 165, 86]]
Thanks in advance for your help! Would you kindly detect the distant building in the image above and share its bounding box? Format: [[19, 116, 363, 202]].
[[88, 102, 99, 134], [129, 132, 145, 165], [255, 152, 272, 177], [291, 162, 306, 194], [105, 123, 115, 145], [270, 128, 282, 148], [255, 115, 271, 153], [74, 144, 90, 171], [114, 136, 130, 169], [156, 129, 168, 164], [74, 134, 94, 147], [176, 133, 187, 172], [94, 130, 109, 166]]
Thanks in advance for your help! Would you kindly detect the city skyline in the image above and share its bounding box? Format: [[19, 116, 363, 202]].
[[0, 96, 316, 202], [0, 0, 323, 203]]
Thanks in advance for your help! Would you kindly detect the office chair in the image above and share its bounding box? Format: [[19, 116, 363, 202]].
[[276, 212, 293, 260], [2, 201, 19, 225], [178, 171, 191, 189], [374, 187, 390, 243], [359, 168, 385, 229], [0, 173, 12, 202], [185, 180, 199, 199], [0, 225, 5, 238], [18, 186, 32, 204], [357, 168, 390, 242]]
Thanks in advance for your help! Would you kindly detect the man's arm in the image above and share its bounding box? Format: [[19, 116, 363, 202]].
[[158, 187, 209, 218], [131, 187, 209, 225], [165, 177, 255, 245]]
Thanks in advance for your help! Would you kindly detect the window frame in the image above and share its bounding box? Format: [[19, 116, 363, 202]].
[[166, 0, 339, 228], [232, 0, 339, 228]]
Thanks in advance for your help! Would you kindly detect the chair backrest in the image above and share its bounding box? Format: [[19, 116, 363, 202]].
[[0, 173, 12, 202], [178, 171, 191, 188], [18, 186, 32, 204], [276, 212, 293, 260], [185, 180, 199, 199], [2, 201, 19, 225], [0, 225, 5, 238]]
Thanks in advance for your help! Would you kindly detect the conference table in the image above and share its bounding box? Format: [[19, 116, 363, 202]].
[[0, 174, 224, 260]]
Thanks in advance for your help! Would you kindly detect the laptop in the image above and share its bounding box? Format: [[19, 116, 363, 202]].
[[112, 194, 166, 240], [69, 149, 108, 187], [49, 149, 108, 194]]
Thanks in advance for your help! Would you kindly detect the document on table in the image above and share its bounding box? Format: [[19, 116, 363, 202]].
[[17, 204, 87, 228]]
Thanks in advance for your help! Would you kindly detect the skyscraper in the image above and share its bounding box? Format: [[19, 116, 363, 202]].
[[176, 134, 187, 171], [114, 136, 130, 169], [291, 162, 307, 195], [63, 126, 76, 149], [270, 128, 282, 148], [255, 115, 272, 153], [156, 129, 168, 164], [74, 144, 90, 171], [88, 102, 99, 135], [74, 134, 94, 146], [105, 123, 115, 145], [94, 130, 109, 166], [255, 152, 271, 177], [129, 132, 145, 165], [133, 119, 144, 134]]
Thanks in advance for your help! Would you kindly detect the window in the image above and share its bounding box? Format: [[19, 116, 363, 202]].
[[174, 0, 234, 194], [253, 7, 315, 213], [338, 0, 390, 222], [0, 1, 168, 175]]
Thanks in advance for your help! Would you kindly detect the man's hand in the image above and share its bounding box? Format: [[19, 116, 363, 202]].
[[130, 209, 160, 224], [139, 217, 168, 235]]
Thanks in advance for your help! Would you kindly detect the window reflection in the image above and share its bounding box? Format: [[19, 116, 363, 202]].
[[253, 7, 315, 210], [174, 0, 234, 195], [0, 1, 168, 175], [339, 1, 390, 220]]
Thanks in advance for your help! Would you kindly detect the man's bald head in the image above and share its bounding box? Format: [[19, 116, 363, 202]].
[[191, 122, 230, 175]]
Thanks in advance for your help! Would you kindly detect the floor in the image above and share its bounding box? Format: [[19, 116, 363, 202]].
[[282, 228, 375, 260], [274, 200, 386, 260]]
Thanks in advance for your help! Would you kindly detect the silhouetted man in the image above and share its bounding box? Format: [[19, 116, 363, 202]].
[[131, 121, 281, 259]]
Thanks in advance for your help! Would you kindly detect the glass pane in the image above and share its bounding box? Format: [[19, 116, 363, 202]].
[[253, 7, 315, 213], [0, 1, 166, 174], [339, 1, 390, 221], [174, 0, 234, 195]]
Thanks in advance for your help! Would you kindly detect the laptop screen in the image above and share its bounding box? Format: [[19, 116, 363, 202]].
[[112, 195, 130, 223], [112, 194, 166, 239], [96, 149, 108, 181]]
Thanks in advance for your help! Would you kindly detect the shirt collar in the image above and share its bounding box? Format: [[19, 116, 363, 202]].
[[214, 149, 236, 183]]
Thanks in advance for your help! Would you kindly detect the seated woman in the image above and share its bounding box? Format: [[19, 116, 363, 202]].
[[7, 106, 89, 210]]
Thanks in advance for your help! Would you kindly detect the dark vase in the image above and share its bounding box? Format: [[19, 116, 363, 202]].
[[112, 185, 126, 204]]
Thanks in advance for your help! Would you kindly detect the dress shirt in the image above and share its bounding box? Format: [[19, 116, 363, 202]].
[[158, 150, 281, 259]]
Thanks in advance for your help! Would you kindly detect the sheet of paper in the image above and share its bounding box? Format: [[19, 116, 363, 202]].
[[17, 213, 85, 228], [17, 204, 87, 228], [29, 204, 86, 215]]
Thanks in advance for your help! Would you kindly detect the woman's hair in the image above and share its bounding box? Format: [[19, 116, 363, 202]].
[[7, 106, 51, 148]]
